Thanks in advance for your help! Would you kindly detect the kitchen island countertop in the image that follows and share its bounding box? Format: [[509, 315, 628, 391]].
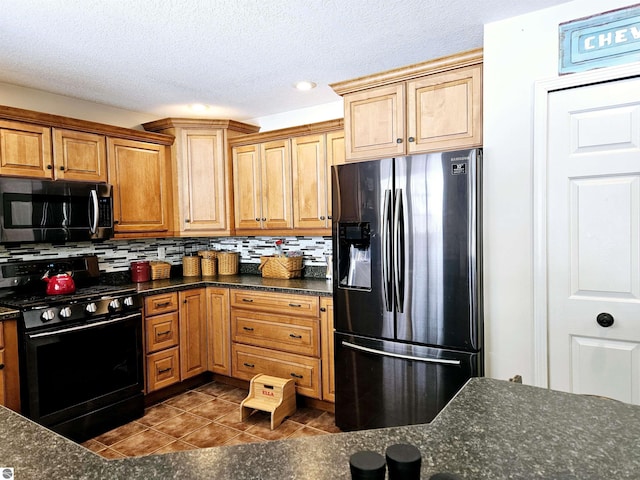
[[2, 377, 639, 479]]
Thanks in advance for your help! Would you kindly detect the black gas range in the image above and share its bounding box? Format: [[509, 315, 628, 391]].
[[0, 255, 145, 442]]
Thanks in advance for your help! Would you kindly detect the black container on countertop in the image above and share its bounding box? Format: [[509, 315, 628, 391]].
[[385, 443, 421, 480], [349, 450, 386, 480]]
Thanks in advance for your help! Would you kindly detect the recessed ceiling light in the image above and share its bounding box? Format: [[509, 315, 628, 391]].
[[189, 103, 210, 112], [295, 81, 317, 91]]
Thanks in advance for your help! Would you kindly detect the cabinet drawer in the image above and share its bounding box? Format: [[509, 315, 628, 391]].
[[145, 312, 179, 353], [231, 310, 319, 357], [145, 292, 179, 315], [232, 343, 321, 399], [147, 347, 180, 392], [230, 289, 319, 317]]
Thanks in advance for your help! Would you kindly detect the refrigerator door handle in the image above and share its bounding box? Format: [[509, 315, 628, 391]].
[[382, 189, 393, 312], [393, 188, 405, 313], [341, 341, 462, 366]]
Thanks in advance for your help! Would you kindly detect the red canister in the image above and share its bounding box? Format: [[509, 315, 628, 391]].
[[130, 261, 151, 283]]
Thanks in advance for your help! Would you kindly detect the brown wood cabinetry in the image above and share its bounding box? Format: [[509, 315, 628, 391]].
[[230, 289, 322, 399], [206, 287, 231, 376], [319, 297, 335, 403], [0, 120, 53, 178], [142, 118, 259, 236], [108, 138, 173, 236], [52, 128, 107, 182], [144, 292, 180, 392], [0, 319, 20, 412], [230, 120, 343, 236], [178, 288, 208, 380], [331, 49, 482, 162]]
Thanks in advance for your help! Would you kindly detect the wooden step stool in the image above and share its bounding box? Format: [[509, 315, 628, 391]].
[[240, 374, 296, 430]]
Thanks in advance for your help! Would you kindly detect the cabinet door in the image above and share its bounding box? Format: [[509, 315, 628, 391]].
[[343, 84, 405, 161], [107, 138, 172, 234], [0, 120, 52, 178], [320, 297, 335, 403], [179, 288, 208, 380], [147, 347, 180, 392], [207, 287, 231, 375], [326, 131, 344, 226], [292, 134, 327, 229], [232, 144, 262, 230], [406, 64, 482, 153], [52, 128, 107, 182], [180, 129, 229, 233], [260, 139, 292, 230], [0, 320, 21, 412]]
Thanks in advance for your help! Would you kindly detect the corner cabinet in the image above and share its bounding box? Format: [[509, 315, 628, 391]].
[[332, 48, 482, 162], [108, 138, 173, 236], [142, 118, 259, 236], [230, 119, 344, 236]]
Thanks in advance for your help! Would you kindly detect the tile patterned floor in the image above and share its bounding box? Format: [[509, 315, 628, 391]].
[[81, 381, 340, 459]]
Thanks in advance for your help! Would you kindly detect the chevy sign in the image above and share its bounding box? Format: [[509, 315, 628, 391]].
[[560, 4, 640, 74]]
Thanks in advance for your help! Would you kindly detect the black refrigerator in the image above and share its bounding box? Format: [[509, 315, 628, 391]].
[[332, 148, 483, 431]]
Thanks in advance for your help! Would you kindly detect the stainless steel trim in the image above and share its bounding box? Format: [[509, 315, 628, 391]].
[[27, 312, 142, 338], [382, 189, 392, 312], [393, 188, 404, 313], [89, 190, 99, 234], [341, 340, 461, 366]]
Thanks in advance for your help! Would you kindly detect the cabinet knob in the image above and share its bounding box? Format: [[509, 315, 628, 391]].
[[255, 217, 260, 222], [0, 363, 4, 370], [320, 307, 326, 312], [396, 138, 403, 144], [59, 165, 65, 170], [114, 220, 119, 225], [47, 164, 53, 170], [261, 217, 266, 221], [408, 136, 415, 143], [185, 219, 191, 223], [319, 216, 325, 220], [328, 215, 332, 220]]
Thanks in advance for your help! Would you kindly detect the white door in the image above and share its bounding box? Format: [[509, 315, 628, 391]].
[[547, 77, 640, 404]]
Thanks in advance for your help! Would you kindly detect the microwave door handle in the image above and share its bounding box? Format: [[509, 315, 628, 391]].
[[89, 190, 98, 234]]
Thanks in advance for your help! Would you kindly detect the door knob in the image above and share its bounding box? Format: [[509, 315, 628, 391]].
[[596, 312, 614, 328]]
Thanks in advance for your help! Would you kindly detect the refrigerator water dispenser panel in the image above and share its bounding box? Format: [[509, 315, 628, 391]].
[[338, 222, 371, 290]]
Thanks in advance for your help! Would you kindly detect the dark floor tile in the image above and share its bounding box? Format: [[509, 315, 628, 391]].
[[288, 426, 328, 438], [215, 409, 264, 432], [218, 387, 249, 404], [97, 448, 126, 459], [152, 412, 212, 439], [180, 423, 241, 448], [92, 421, 148, 447], [137, 403, 183, 427], [195, 382, 238, 398], [164, 390, 213, 410], [188, 398, 237, 421], [110, 429, 175, 457], [288, 406, 325, 425], [221, 432, 266, 446], [245, 418, 304, 441], [307, 412, 341, 433], [151, 440, 199, 455]]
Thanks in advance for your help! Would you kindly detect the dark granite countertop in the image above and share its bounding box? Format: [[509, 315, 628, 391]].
[[2, 377, 639, 479]]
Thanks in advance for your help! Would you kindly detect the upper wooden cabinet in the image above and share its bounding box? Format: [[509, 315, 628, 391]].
[[331, 49, 482, 162], [52, 128, 107, 182], [107, 138, 173, 236], [0, 120, 52, 178], [230, 119, 343, 236], [142, 118, 259, 237]]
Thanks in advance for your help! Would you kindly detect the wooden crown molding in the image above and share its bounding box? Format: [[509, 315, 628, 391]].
[[142, 117, 260, 135], [228, 118, 344, 146]]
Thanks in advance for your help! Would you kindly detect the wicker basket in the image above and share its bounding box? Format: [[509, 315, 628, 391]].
[[259, 255, 303, 279], [182, 255, 201, 277], [217, 251, 239, 275], [149, 261, 171, 280], [201, 257, 218, 276], [198, 250, 217, 260]]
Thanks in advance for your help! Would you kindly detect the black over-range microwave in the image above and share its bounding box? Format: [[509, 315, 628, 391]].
[[0, 178, 114, 243]]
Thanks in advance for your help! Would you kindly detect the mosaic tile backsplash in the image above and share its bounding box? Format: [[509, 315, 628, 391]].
[[0, 236, 332, 274]]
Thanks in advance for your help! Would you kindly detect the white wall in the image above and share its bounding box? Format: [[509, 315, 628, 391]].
[[483, 0, 636, 383]]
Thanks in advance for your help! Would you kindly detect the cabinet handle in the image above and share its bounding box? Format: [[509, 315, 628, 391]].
[[290, 373, 303, 379], [156, 330, 171, 337], [396, 138, 403, 144], [242, 298, 254, 303], [289, 333, 302, 339], [0, 363, 4, 370], [288, 303, 302, 308], [243, 326, 254, 332], [320, 307, 326, 312], [114, 220, 119, 225], [155, 301, 172, 308], [243, 362, 255, 368], [158, 367, 172, 374], [327, 215, 332, 220], [408, 136, 415, 143]]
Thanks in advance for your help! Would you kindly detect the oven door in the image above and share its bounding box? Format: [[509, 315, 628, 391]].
[[21, 312, 144, 438]]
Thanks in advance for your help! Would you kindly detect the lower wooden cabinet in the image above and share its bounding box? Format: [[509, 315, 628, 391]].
[[320, 297, 335, 403], [147, 347, 180, 392], [231, 343, 321, 399], [0, 319, 20, 412], [206, 287, 231, 376], [179, 288, 208, 380]]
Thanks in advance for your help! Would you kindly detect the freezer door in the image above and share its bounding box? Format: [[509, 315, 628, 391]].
[[334, 333, 480, 431], [333, 159, 395, 340], [394, 150, 482, 351]]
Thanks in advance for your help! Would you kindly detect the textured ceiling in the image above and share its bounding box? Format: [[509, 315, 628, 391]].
[[0, 0, 574, 122]]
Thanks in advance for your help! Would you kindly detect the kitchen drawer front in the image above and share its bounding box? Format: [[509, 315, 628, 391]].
[[232, 343, 321, 399], [145, 312, 179, 353], [145, 292, 179, 315], [231, 310, 319, 357], [230, 289, 319, 318], [147, 347, 180, 392]]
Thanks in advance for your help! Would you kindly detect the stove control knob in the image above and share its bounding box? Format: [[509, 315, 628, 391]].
[[123, 296, 134, 308], [41, 309, 56, 322], [85, 302, 97, 314], [59, 306, 72, 318], [108, 299, 121, 312]]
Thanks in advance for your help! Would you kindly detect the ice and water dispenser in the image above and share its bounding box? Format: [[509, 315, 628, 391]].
[[337, 222, 371, 290]]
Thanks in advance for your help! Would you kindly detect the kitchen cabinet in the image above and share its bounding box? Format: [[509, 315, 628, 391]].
[[319, 297, 334, 403], [142, 118, 259, 236], [52, 128, 107, 182], [0, 120, 52, 178], [0, 319, 20, 412], [230, 289, 322, 399], [107, 137, 173, 236], [331, 48, 482, 162], [179, 288, 208, 380], [230, 119, 344, 236], [144, 292, 181, 392], [206, 287, 231, 376]]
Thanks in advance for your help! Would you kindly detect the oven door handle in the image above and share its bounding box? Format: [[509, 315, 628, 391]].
[[27, 312, 141, 339]]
